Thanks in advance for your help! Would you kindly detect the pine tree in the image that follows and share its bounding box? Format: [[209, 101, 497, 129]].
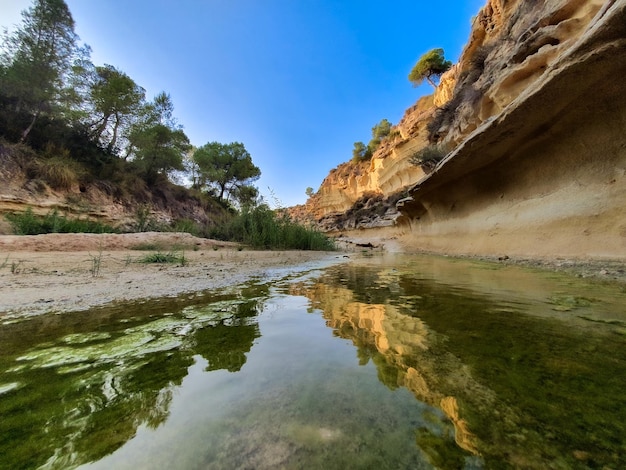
[[0, 0, 78, 142]]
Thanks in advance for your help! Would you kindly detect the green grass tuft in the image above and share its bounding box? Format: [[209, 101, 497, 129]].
[[5, 208, 116, 235], [138, 251, 187, 265]]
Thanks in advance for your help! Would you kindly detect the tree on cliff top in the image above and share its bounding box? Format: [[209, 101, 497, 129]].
[[408, 48, 452, 88], [352, 141, 372, 163]]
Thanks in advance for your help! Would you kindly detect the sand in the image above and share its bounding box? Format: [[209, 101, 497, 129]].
[[0, 232, 341, 317], [2, 231, 624, 319]]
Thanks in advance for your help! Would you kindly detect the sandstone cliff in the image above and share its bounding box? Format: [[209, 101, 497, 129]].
[[299, 0, 626, 260]]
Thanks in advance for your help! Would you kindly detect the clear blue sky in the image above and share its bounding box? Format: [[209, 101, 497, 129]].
[[1, 0, 484, 207]]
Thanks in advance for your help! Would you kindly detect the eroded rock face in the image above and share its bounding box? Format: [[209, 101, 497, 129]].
[[440, 0, 608, 145], [302, 0, 626, 259], [297, 95, 435, 225], [396, 0, 626, 258]]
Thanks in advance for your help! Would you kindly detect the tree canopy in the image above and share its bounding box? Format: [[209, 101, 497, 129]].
[[89, 64, 145, 152], [352, 141, 372, 162], [352, 118, 393, 163], [368, 118, 392, 153], [0, 0, 78, 142], [193, 142, 261, 204], [408, 48, 452, 88], [132, 124, 190, 183]]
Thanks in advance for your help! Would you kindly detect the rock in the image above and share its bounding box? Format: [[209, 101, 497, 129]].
[[293, 0, 626, 261]]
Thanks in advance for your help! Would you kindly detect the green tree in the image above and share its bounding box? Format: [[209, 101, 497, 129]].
[[305, 187, 314, 197], [232, 185, 260, 208], [352, 141, 372, 162], [371, 118, 392, 140], [368, 118, 392, 154], [125, 91, 191, 184], [125, 92, 178, 159], [133, 124, 190, 184], [143, 91, 178, 128], [0, 0, 78, 142], [408, 48, 452, 88], [193, 142, 261, 203], [129, 92, 190, 183], [89, 64, 146, 153], [59, 44, 95, 124]]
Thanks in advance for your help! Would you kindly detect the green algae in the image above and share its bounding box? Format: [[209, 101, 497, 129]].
[[0, 284, 268, 470], [62, 332, 112, 344], [0, 382, 21, 395], [547, 294, 596, 311]]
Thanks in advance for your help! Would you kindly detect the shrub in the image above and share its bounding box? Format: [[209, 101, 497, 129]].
[[409, 144, 449, 172], [426, 92, 464, 143], [5, 208, 116, 235], [352, 141, 372, 163], [4, 208, 41, 235], [138, 251, 186, 265], [171, 218, 200, 236], [28, 155, 87, 190], [132, 205, 157, 232]]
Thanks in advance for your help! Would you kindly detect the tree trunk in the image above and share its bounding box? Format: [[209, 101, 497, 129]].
[[20, 109, 40, 143], [108, 113, 120, 152], [92, 115, 110, 142]]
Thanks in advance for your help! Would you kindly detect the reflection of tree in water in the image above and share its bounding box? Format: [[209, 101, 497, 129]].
[[72, 350, 194, 465], [0, 347, 194, 469], [194, 300, 261, 372], [0, 292, 264, 469]]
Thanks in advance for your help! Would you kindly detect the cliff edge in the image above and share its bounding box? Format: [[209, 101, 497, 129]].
[[297, 0, 626, 260]]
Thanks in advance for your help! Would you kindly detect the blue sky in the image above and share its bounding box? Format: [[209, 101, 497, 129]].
[[1, 0, 484, 207]]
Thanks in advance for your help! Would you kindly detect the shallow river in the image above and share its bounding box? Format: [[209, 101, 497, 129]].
[[1, 254, 625, 469]]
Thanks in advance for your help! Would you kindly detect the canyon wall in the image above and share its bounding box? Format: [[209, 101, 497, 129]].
[[300, 0, 626, 259]]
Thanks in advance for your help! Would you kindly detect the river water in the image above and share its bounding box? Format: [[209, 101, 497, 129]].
[[1, 254, 625, 469]]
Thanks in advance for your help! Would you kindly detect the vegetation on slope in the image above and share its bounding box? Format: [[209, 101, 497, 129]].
[[0, 0, 332, 250]]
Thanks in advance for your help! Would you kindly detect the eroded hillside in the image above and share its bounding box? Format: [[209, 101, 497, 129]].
[[0, 143, 216, 233], [297, 0, 626, 259]]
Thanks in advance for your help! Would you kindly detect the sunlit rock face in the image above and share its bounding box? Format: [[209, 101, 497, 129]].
[[300, 0, 626, 259], [298, 95, 434, 224], [435, 0, 608, 144], [398, 0, 626, 258]]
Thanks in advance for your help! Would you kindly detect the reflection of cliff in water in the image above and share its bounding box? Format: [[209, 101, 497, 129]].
[[291, 261, 626, 469], [0, 287, 265, 469], [290, 268, 484, 464]]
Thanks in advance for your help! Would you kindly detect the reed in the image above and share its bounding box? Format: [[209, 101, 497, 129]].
[[209, 204, 334, 251]]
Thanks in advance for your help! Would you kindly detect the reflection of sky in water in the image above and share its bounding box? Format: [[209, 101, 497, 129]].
[[1, 254, 625, 469]]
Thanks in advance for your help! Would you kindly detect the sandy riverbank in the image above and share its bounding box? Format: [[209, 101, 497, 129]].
[[0, 232, 342, 317], [2, 232, 624, 318]]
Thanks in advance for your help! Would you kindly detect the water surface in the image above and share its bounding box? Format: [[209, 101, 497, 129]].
[[1, 254, 625, 469]]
